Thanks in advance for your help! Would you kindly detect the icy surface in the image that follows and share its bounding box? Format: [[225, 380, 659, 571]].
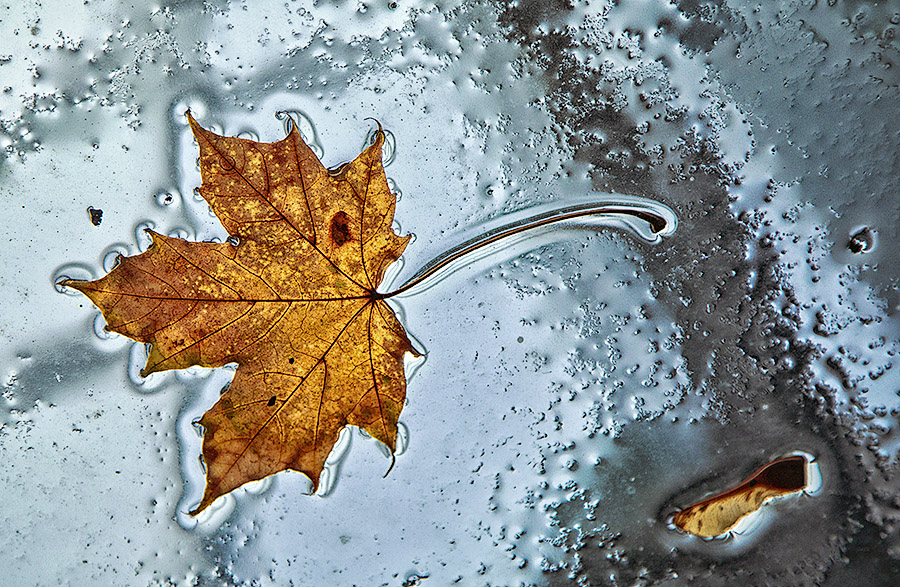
[[2, 0, 899, 585]]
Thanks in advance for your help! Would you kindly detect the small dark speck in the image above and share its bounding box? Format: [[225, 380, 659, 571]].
[[268, 396, 277, 406], [288, 357, 295, 364], [87, 206, 103, 226]]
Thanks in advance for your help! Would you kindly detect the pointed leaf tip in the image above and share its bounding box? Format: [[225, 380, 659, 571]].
[[363, 116, 384, 136], [276, 111, 296, 137], [58, 278, 86, 292]]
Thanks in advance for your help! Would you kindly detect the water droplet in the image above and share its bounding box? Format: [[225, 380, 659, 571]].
[[92, 313, 117, 341], [167, 227, 192, 240], [369, 128, 396, 167], [154, 190, 180, 208], [187, 492, 235, 530], [316, 427, 354, 497], [847, 226, 876, 254], [174, 366, 212, 382], [102, 244, 130, 272], [242, 475, 273, 495], [395, 421, 409, 455], [135, 221, 156, 251], [387, 177, 402, 200], [127, 343, 167, 391]]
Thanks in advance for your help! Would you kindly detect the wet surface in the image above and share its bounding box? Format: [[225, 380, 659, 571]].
[[2, 0, 899, 585]]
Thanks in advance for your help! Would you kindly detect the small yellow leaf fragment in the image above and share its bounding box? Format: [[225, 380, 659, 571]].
[[673, 455, 808, 538]]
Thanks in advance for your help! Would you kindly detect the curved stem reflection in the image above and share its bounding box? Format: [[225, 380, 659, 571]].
[[382, 195, 677, 299]]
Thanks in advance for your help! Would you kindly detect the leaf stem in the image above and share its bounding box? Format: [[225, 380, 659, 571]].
[[380, 197, 677, 299]]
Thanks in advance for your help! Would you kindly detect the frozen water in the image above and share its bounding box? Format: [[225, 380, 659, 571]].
[[2, 0, 899, 585]]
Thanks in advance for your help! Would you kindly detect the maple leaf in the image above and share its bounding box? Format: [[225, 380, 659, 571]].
[[61, 112, 419, 514]]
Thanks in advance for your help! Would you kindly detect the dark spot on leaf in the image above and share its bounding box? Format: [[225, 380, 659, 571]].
[[268, 396, 277, 407], [87, 206, 103, 226], [330, 211, 352, 246], [288, 357, 295, 364]]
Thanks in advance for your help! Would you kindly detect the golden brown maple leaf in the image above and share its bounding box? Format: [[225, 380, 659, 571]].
[[62, 112, 419, 514], [673, 455, 807, 537]]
